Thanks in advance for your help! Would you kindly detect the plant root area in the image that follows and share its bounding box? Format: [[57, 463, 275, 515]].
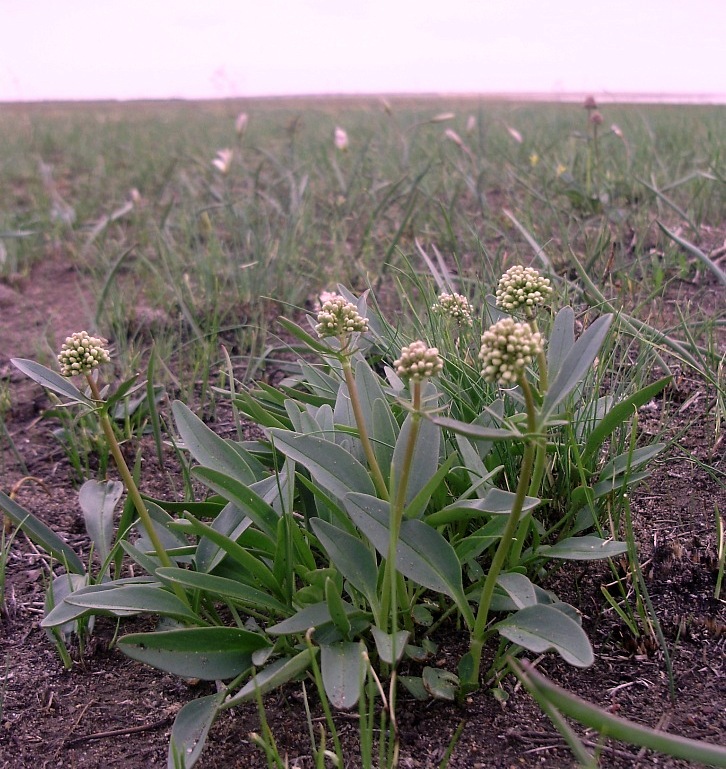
[[0, 258, 724, 768]]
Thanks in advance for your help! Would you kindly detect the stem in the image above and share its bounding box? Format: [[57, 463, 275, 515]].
[[341, 356, 389, 501], [463, 376, 538, 691], [381, 381, 422, 657], [85, 375, 190, 605]]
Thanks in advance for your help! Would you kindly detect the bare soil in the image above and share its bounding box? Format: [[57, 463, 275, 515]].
[[0, 256, 724, 768]]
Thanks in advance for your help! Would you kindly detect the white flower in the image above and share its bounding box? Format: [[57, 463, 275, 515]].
[[212, 148, 234, 174], [235, 112, 249, 136], [432, 292, 474, 326], [58, 331, 111, 377], [495, 265, 553, 316], [315, 294, 368, 338], [479, 319, 543, 385], [394, 341, 443, 381], [334, 127, 349, 151]]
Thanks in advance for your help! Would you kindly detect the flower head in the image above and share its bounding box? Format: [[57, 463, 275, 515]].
[[334, 127, 349, 151], [235, 112, 249, 136], [431, 292, 474, 326], [212, 148, 234, 174], [315, 295, 368, 338], [495, 265, 553, 316], [479, 318, 543, 385], [58, 331, 111, 377], [394, 341, 443, 381]]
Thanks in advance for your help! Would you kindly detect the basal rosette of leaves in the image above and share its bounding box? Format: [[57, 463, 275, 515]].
[[3, 282, 671, 768]]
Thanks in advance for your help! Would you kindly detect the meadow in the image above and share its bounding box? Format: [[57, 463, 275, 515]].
[[0, 96, 724, 768]]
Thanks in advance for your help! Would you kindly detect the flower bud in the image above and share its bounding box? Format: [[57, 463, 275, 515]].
[[315, 295, 368, 338], [495, 265, 553, 316], [479, 319, 543, 385], [394, 340, 443, 381], [334, 127, 349, 151], [431, 292, 474, 326], [57, 331, 111, 377]]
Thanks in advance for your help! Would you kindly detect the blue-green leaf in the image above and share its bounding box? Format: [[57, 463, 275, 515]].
[[344, 493, 473, 627], [0, 490, 85, 575], [543, 315, 613, 416], [537, 536, 628, 561], [268, 430, 376, 501], [320, 641, 366, 710], [168, 691, 225, 769], [79, 479, 123, 565], [547, 306, 576, 383], [65, 584, 201, 624], [392, 411, 440, 507], [11, 358, 94, 406], [496, 604, 594, 667], [119, 627, 269, 680]]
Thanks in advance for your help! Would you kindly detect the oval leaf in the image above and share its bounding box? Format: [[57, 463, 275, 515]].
[[224, 649, 316, 707], [321, 641, 366, 710], [496, 604, 594, 667], [79, 479, 123, 564], [537, 536, 628, 561], [11, 358, 94, 406], [168, 692, 225, 769]]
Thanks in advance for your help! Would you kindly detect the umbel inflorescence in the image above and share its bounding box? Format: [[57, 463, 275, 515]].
[[315, 295, 369, 338], [431, 292, 474, 326], [57, 331, 111, 377], [394, 340, 444, 381], [479, 318, 543, 385], [495, 265, 552, 316]]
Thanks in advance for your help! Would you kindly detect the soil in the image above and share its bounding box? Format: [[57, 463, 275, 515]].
[[0, 256, 724, 769]]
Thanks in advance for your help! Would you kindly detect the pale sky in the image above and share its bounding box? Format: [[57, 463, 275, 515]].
[[1, 0, 725, 101]]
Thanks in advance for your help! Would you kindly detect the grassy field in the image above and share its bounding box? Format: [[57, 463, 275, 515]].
[[0, 97, 724, 768]]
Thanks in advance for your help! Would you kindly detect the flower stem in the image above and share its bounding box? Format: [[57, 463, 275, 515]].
[[462, 376, 538, 692], [85, 375, 189, 605], [341, 356, 389, 501]]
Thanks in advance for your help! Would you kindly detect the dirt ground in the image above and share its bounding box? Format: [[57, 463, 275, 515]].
[[0, 256, 724, 768]]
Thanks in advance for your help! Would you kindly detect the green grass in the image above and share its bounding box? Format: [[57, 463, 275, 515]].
[[0, 97, 723, 404]]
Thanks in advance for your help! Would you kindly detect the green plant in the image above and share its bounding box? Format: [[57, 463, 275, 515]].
[[2, 266, 673, 766]]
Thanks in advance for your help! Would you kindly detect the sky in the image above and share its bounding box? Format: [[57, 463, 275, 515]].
[[1, 0, 725, 102]]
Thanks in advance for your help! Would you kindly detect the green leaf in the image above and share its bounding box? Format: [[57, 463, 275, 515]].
[[496, 572, 538, 609], [658, 221, 726, 286], [543, 314, 613, 416], [41, 579, 159, 627], [173, 401, 262, 485], [268, 601, 364, 636], [310, 518, 379, 610], [195, 502, 252, 574], [496, 604, 594, 667], [426, 488, 540, 527], [344, 493, 473, 627], [268, 430, 376, 501], [65, 584, 202, 624], [190, 468, 279, 539], [79, 479, 123, 565], [581, 377, 671, 464], [399, 675, 429, 700], [371, 628, 410, 665], [0, 490, 85, 575], [119, 627, 269, 680], [405, 453, 457, 520], [224, 649, 317, 708], [392, 410, 440, 508], [182, 513, 282, 597], [537, 536, 628, 561], [320, 641, 366, 710], [277, 316, 337, 354], [168, 692, 225, 769], [11, 358, 95, 406], [431, 415, 519, 442], [598, 444, 666, 481], [422, 667, 458, 701], [325, 577, 351, 638], [155, 567, 289, 616], [547, 306, 576, 383]]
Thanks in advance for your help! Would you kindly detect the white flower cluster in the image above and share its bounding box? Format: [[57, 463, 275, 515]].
[[58, 331, 111, 377], [479, 318, 543, 385], [495, 265, 552, 315], [431, 292, 474, 326], [394, 340, 443, 381], [315, 295, 368, 338]]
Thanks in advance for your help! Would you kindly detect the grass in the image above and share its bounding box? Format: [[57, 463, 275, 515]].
[[1, 96, 724, 767]]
